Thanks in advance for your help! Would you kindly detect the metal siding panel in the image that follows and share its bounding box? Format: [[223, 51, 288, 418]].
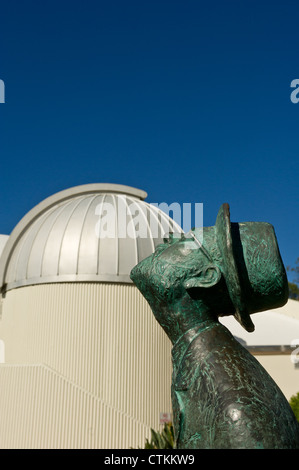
[[0, 283, 172, 448]]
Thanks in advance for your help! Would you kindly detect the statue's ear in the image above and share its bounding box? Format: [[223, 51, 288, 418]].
[[183, 265, 221, 290]]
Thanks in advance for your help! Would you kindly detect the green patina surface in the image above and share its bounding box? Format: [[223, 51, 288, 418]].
[[130, 203, 299, 449]]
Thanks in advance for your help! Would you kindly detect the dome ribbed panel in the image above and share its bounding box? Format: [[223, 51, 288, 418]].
[[2, 189, 182, 291], [40, 200, 79, 277], [96, 194, 120, 276], [58, 196, 93, 275]]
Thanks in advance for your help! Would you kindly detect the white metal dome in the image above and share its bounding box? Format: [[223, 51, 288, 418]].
[[0, 184, 182, 292]]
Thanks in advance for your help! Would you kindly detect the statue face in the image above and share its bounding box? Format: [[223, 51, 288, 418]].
[[131, 228, 234, 341], [131, 229, 227, 342], [155, 231, 205, 266], [130, 230, 212, 306]]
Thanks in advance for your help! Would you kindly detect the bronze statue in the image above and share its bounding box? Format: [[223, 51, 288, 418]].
[[130, 203, 299, 449]]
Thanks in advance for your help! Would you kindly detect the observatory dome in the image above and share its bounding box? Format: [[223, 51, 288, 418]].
[[0, 184, 182, 293]]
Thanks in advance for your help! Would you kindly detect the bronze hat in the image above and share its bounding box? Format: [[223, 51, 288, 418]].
[[215, 203, 289, 332]]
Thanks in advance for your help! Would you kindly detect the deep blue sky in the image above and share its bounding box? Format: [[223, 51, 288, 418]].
[[0, 0, 298, 278]]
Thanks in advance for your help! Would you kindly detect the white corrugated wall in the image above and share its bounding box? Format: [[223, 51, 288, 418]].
[[0, 283, 172, 449], [0, 364, 154, 449]]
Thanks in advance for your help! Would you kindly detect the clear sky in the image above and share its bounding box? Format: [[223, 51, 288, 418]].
[[0, 0, 298, 279]]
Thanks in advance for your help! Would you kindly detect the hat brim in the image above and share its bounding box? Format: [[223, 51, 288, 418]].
[[215, 203, 255, 332]]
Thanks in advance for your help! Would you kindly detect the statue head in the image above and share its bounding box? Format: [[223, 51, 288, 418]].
[[130, 203, 288, 343]]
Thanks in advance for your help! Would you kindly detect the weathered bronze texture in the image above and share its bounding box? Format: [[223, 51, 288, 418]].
[[130, 203, 299, 449]]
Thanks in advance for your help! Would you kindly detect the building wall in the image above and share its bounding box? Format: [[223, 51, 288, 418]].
[[0, 283, 173, 449], [0, 363, 154, 449], [254, 354, 299, 401]]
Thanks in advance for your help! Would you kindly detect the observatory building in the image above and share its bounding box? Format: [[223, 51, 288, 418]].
[[0, 184, 182, 449], [1, 183, 298, 449]]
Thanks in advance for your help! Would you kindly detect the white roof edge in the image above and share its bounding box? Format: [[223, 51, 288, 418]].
[[220, 300, 299, 346], [0, 184, 147, 290], [4, 273, 133, 290], [269, 298, 299, 320]]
